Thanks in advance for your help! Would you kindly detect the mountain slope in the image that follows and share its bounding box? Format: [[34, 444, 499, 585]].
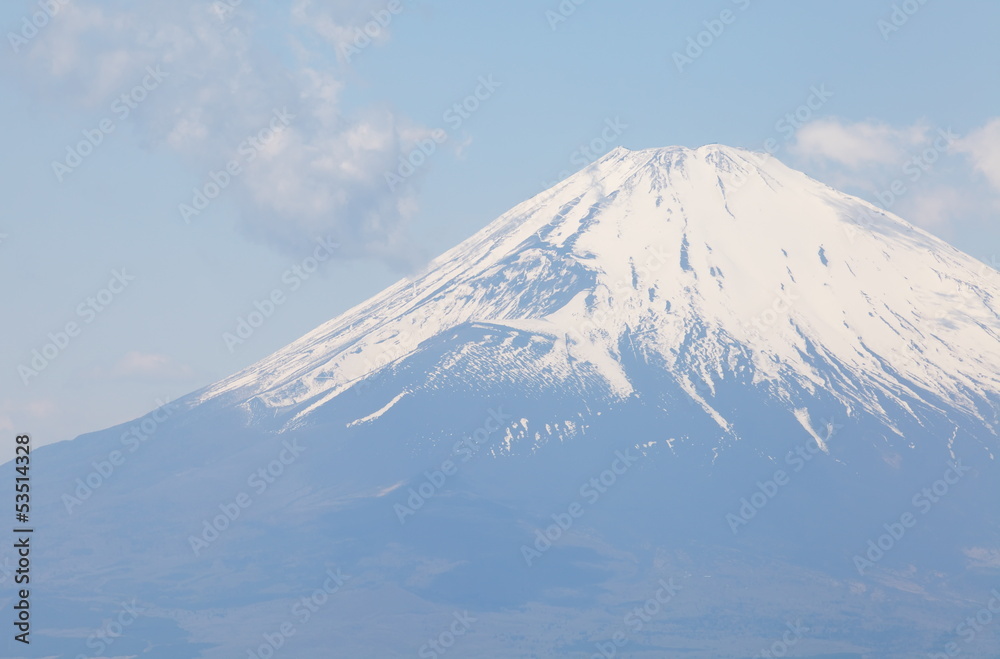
[[8, 145, 1000, 659]]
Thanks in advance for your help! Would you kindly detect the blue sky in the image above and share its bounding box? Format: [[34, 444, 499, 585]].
[[2, 0, 999, 451]]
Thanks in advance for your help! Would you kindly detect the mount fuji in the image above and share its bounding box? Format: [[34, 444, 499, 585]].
[[7, 145, 1000, 658]]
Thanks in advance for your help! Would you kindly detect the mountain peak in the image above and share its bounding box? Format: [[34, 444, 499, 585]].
[[593, 143, 775, 176], [600, 142, 754, 159], [547, 142, 800, 217]]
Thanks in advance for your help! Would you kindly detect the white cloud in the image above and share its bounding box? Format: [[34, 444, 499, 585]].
[[894, 186, 971, 229], [109, 351, 195, 380], [0, 398, 56, 434], [292, 0, 400, 62], [790, 118, 929, 168], [954, 118, 1000, 191], [11, 0, 431, 266], [79, 351, 196, 382], [784, 117, 1000, 235]]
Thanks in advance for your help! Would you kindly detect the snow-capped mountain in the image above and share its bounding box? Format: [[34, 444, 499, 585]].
[[9, 145, 1000, 658], [206, 144, 999, 459]]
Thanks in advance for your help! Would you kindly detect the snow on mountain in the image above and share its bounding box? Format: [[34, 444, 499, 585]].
[[200, 144, 1000, 445]]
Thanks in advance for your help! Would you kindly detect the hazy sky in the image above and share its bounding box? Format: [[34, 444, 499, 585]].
[[2, 0, 999, 453]]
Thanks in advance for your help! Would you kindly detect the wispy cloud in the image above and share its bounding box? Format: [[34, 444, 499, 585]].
[[790, 118, 929, 169], [954, 118, 1000, 192], [9, 0, 432, 267], [787, 116, 1000, 233], [107, 351, 196, 380], [893, 186, 975, 229], [0, 398, 56, 437], [80, 351, 196, 383]]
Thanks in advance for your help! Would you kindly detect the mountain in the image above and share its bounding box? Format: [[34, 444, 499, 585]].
[[7, 145, 1000, 658]]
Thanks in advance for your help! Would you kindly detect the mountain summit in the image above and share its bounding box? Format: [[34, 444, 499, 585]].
[[17, 145, 1000, 658]]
